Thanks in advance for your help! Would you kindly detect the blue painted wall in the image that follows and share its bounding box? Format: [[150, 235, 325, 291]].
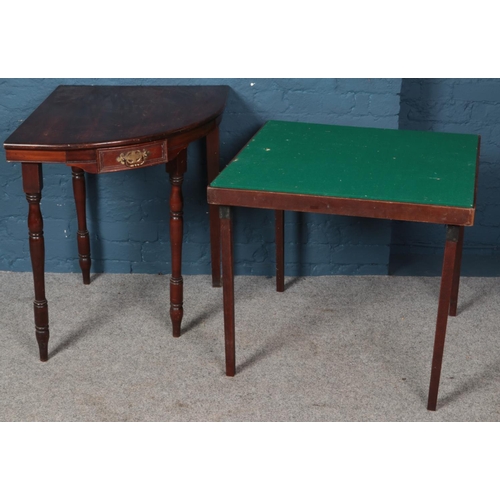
[[0, 78, 401, 276], [5, 78, 499, 277]]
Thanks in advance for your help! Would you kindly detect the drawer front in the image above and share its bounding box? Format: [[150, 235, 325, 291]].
[[97, 140, 168, 172]]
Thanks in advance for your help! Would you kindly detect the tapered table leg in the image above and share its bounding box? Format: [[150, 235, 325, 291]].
[[449, 226, 464, 317], [71, 167, 91, 284], [427, 225, 461, 411], [220, 206, 235, 376], [22, 163, 49, 361], [206, 125, 222, 287], [275, 210, 285, 292], [168, 150, 187, 337]]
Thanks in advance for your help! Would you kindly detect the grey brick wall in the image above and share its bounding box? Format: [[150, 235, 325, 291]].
[[1, 78, 401, 276]]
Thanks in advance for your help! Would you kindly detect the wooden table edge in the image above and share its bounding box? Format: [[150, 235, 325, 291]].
[[207, 187, 475, 226], [4, 114, 225, 155], [4, 117, 224, 169]]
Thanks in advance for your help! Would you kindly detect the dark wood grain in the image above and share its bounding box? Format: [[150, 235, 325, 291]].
[[71, 168, 91, 284], [5, 85, 229, 150], [22, 163, 49, 361]]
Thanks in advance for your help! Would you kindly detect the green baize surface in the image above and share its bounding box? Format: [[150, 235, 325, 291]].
[[211, 121, 479, 208]]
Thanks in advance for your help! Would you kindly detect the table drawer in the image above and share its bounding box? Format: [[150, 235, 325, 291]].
[[97, 140, 168, 172]]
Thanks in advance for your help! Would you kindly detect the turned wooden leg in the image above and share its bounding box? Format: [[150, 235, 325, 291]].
[[206, 125, 222, 287], [168, 150, 187, 337], [275, 210, 285, 292], [449, 226, 464, 317], [220, 206, 236, 376], [71, 167, 91, 284], [427, 225, 461, 411], [22, 163, 49, 362]]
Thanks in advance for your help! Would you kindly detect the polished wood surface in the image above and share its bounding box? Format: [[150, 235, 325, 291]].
[[5, 85, 229, 150], [210, 120, 481, 411], [5, 85, 229, 360]]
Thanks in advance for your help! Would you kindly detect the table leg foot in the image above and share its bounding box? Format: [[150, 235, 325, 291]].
[[36, 319, 50, 362], [23, 163, 50, 361], [427, 225, 460, 411], [170, 284, 183, 338], [168, 150, 186, 337], [220, 206, 236, 376], [72, 168, 91, 285]]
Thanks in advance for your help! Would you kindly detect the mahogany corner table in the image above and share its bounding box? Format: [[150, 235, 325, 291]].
[[4, 84, 229, 361], [207, 120, 481, 411]]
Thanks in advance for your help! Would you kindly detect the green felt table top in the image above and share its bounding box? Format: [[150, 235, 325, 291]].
[[211, 120, 479, 208]]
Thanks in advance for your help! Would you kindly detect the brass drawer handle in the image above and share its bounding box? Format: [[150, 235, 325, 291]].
[[116, 149, 150, 167]]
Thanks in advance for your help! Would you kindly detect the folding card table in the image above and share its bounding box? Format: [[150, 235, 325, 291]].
[[208, 120, 480, 411], [4, 85, 229, 362]]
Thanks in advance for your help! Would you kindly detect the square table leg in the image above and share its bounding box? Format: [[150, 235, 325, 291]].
[[275, 210, 285, 292], [220, 206, 236, 376], [206, 126, 222, 288], [71, 167, 91, 285], [22, 163, 49, 361], [427, 225, 462, 411], [449, 226, 465, 317]]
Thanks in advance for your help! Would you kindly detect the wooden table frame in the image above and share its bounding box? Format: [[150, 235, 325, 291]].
[[4, 85, 229, 362], [208, 138, 480, 412]]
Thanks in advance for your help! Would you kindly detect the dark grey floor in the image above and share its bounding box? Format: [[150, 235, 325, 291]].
[[1, 271, 499, 421]]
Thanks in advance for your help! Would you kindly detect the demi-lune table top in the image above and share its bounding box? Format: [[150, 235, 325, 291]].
[[4, 85, 229, 151]]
